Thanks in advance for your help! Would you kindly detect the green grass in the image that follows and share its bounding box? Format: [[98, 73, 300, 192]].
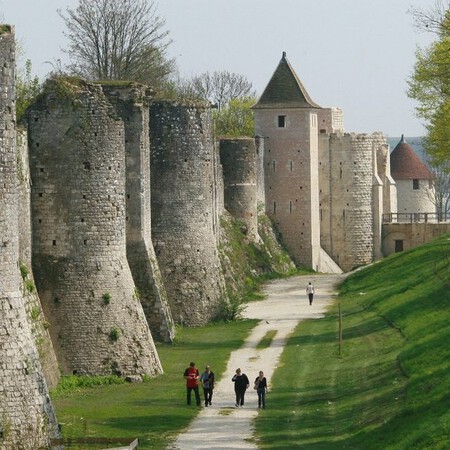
[[52, 234, 450, 449], [256, 330, 278, 350], [254, 234, 450, 449], [52, 320, 257, 449]]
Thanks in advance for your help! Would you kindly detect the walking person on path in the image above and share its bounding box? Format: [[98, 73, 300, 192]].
[[232, 368, 249, 407], [306, 281, 315, 305], [183, 362, 201, 406], [200, 365, 215, 407], [254, 371, 268, 409]]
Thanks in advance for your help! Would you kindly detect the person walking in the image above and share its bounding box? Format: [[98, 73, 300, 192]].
[[200, 365, 215, 407], [232, 368, 249, 407], [306, 281, 315, 305], [183, 362, 201, 406], [254, 370, 268, 409]]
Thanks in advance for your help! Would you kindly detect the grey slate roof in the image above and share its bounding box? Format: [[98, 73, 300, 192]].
[[253, 52, 321, 109], [390, 135, 434, 180]]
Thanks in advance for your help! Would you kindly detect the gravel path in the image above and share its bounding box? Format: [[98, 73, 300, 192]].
[[170, 273, 346, 450]]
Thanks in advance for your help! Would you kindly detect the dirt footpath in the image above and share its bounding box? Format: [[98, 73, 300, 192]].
[[169, 274, 346, 450]]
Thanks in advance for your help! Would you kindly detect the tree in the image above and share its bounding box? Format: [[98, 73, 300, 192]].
[[213, 97, 256, 137], [58, 0, 175, 89], [408, 2, 450, 166], [181, 71, 256, 109]]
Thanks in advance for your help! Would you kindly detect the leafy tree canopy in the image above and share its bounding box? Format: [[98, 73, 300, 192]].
[[213, 97, 256, 138], [408, 2, 450, 169]]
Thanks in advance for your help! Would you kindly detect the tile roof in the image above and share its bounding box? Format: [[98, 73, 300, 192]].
[[252, 52, 321, 109], [390, 135, 434, 180]]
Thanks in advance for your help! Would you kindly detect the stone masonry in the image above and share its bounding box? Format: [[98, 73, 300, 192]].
[[102, 83, 175, 343], [219, 138, 259, 240], [150, 100, 227, 326], [27, 78, 162, 376], [0, 26, 59, 449], [16, 128, 60, 389]]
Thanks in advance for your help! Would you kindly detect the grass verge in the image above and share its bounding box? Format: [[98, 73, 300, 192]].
[[254, 234, 450, 449], [52, 319, 258, 449]]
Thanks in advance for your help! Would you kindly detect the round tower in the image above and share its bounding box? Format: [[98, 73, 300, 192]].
[[390, 135, 435, 217], [327, 133, 378, 271], [0, 26, 59, 448], [27, 78, 162, 376], [219, 137, 258, 239], [150, 100, 227, 326]]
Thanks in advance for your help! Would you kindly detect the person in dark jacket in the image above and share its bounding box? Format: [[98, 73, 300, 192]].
[[200, 365, 215, 407], [254, 370, 268, 409], [232, 368, 249, 407]]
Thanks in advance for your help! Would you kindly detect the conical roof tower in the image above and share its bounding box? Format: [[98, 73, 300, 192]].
[[390, 135, 435, 214], [252, 52, 322, 272], [390, 135, 433, 180], [253, 51, 321, 109]]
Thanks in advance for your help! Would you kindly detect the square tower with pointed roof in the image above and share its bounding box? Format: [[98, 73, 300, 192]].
[[252, 52, 321, 270]]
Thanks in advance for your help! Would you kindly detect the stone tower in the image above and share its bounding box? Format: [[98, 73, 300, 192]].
[[0, 26, 59, 449], [150, 100, 227, 326], [101, 83, 174, 343], [252, 52, 322, 270], [27, 78, 162, 376], [390, 135, 435, 216], [219, 138, 259, 240], [319, 132, 389, 271]]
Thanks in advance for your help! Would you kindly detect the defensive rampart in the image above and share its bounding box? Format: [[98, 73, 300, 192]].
[[150, 100, 227, 325], [27, 78, 162, 376], [0, 26, 59, 449], [101, 83, 174, 343], [220, 138, 258, 239]]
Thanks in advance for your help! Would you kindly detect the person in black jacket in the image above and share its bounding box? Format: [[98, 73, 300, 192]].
[[232, 368, 249, 407], [200, 365, 215, 407], [254, 371, 268, 409]]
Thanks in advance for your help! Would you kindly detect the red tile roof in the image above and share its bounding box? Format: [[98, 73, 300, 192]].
[[390, 135, 433, 180]]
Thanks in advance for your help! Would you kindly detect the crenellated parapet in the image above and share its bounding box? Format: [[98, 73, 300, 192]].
[[27, 77, 162, 376], [150, 100, 227, 325]]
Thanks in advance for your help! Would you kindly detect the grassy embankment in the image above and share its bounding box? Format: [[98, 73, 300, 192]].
[[255, 233, 450, 449], [52, 233, 450, 449]]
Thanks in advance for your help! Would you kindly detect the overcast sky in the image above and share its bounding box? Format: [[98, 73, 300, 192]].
[[0, 0, 437, 136]]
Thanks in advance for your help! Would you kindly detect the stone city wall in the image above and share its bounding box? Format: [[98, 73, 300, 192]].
[[323, 133, 386, 271], [219, 138, 258, 240], [382, 223, 450, 256], [0, 26, 59, 449], [16, 128, 60, 389], [27, 78, 162, 376], [102, 83, 174, 343], [150, 100, 227, 325]]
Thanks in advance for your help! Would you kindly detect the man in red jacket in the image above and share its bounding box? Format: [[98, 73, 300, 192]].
[[183, 362, 201, 406]]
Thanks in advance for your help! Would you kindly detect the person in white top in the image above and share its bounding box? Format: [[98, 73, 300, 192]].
[[306, 282, 315, 305]]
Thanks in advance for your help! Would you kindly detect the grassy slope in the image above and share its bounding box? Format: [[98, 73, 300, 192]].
[[255, 234, 450, 449], [52, 234, 450, 449]]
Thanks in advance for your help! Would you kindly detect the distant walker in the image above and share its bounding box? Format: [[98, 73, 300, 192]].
[[306, 282, 315, 305]]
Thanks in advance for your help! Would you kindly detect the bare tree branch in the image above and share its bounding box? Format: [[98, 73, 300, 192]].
[[58, 0, 175, 89]]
